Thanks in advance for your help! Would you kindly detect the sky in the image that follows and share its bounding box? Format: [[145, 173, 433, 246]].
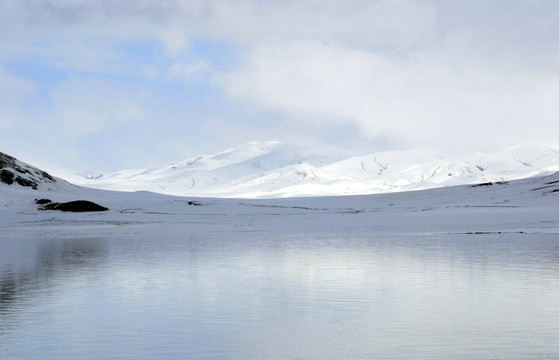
[[1, 0, 558, 173]]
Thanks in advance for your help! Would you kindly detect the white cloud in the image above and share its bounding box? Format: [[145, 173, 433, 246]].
[[204, 0, 436, 47], [48, 77, 148, 135], [0, 1, 187, 48], [219, 40, 559, 153], [168, 57, 210, 81], [0, 0, 208, 80], [0, 0, 437, 62], [1, 0, 559, 170], [0, 67, 38, 129]]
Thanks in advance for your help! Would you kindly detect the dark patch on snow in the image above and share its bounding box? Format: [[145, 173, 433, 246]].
[[460, 205, 520, 208], [411, 207, 436, 212], [470, 181, 508, 188], [339, 209, 365, 214], [1, 169, 38, 189], [36, 199, 108, 212], [532, 185, 556, 191], [34, 198, 53, 205], [0, 169, 15, 185], [240, 203, 328, 211], [171, 200, 209, 207], [464, 231, 524, 235], [120, 208, 142, 213], [471, 182, 492, 187]]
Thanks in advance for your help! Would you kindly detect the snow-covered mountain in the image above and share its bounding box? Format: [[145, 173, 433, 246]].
[[1, 149, 558, 236], [57, 141, 559, 198]]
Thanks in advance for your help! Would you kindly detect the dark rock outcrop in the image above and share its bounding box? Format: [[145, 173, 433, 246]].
[[34, 198, 53, 205], [0, 152, 57, 189], [35, 199, 108, 212], [470, 181, 508, 188]]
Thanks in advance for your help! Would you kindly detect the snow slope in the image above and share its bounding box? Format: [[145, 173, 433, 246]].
[[57, 142, 559, 198], [2, 151, 558, 238]]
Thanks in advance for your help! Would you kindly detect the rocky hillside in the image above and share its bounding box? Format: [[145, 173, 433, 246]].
[[1, 151, 59, 190]]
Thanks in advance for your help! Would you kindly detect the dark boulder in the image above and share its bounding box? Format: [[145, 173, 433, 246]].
[[0, 169, 15, 185], [34, 198, 53, 205], [37, 199, 108, 212]]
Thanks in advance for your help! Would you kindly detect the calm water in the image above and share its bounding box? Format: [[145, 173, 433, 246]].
[[1, 233, 558, 359]]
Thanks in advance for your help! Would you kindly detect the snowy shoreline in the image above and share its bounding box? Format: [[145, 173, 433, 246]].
[[2, 170, 558, 239]]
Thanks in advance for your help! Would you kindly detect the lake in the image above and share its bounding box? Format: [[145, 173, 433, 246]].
[[1, 233, 558, 359]]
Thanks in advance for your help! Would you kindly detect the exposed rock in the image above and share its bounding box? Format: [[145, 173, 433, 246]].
[[0, 169, 15, 185], [0, 152, 56, 189], [1, 168, 39, 189], [36, 199, 108, 212], [34, 198, 53, 205], [471, 181, 508, 188]]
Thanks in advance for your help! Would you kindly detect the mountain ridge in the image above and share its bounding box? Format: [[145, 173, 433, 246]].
[[26, 142, 559, 198]]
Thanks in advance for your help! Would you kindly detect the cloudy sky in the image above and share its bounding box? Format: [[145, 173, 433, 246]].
[[1, 0, 558, 172]]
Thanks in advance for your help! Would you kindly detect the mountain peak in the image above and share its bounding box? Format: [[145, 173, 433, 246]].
[[50, 142, 559, 198]]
